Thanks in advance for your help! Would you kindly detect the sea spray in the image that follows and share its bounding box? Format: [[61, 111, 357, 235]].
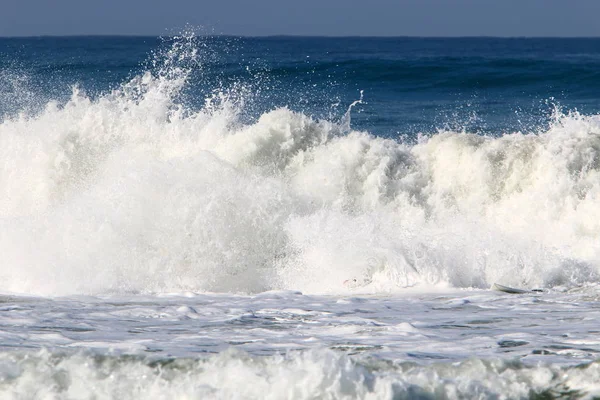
[[0, 36, 599, 296]]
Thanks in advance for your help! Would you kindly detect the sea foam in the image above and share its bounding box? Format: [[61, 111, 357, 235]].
[[1, 36, 599, 296], [1, 349, 599, 399]]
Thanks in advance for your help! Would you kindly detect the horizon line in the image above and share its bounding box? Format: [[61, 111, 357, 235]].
[[1, 34, 600, 39]]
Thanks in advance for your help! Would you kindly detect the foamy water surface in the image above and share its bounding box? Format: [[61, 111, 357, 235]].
[[1, 35, 600, 398]]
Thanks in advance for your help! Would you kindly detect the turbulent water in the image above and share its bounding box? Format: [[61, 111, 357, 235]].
[[1, 35, 600, 399]]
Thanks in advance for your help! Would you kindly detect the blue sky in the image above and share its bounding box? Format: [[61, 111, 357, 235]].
[[1, 0, 599, 37]]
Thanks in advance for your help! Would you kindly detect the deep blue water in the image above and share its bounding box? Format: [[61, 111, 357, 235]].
[[1, 36, 600, 137]]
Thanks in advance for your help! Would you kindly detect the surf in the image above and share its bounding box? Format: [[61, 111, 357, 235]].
[[0, 35, 599, 296]]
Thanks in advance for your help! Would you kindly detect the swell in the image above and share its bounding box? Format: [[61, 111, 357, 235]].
[[263, 57, 600, 92]]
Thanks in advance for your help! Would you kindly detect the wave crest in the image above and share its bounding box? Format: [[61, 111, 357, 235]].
[[1, 37, 599, 296]]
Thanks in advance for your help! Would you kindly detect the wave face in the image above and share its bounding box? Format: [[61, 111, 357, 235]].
[[1, 36, 600, 295]]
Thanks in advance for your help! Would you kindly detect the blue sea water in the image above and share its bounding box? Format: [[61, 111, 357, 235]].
[[2, 36, 600, 398], [3, 36, 600, 135]]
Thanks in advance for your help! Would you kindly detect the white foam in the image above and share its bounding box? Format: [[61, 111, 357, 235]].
[[1, 37, 599, 296], [0, 348, 599, 399]]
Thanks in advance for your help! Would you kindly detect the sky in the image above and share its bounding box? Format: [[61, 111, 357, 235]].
[[1, 0, 599, 37]]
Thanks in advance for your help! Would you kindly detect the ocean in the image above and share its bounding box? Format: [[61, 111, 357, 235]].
[[1, 34, 600, 398]]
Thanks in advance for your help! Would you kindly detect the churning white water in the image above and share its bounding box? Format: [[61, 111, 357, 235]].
[[2, 35, 600, 399], [1, 41, 599, 296]]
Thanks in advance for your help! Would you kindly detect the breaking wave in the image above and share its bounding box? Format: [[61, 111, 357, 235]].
[[1, 349, 599, 399], [1, 35, 600, 296]]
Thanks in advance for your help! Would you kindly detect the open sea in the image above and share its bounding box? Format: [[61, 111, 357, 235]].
[[1, 35, 600, 399]]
